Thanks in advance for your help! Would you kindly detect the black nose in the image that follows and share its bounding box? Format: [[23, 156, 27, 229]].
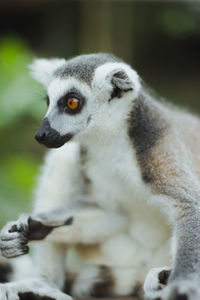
[[35, 118, 51, 143], [35, 117, 73, 148], [35, 132, 47, 143]]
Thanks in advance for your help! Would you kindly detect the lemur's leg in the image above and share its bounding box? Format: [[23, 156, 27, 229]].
[[146, 186, 200, 300], [144, 194, 200, 299]]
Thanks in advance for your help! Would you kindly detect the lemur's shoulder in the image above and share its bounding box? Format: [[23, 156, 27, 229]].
[[127, 88, 200, 196]]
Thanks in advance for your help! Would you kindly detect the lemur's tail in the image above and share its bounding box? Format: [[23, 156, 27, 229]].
[[63, 264, 145, 299], [0, 258, 145, 299], [0, 258, 12, 283]]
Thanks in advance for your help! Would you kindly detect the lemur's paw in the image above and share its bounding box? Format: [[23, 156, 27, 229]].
[[144, 267, 171, 294], [0, 213, 56, 258], [145, 280, 200, 300], [0, 214, 30, 258], [0, 279, 72, 300]]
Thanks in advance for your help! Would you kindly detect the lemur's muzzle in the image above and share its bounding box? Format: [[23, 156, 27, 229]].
[[35, 118, 73, 148]]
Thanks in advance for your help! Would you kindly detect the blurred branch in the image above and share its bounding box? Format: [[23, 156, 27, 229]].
[[79, 1, 113, 54]]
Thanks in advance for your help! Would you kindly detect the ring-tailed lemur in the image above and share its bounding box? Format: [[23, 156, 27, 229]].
[[0, 53, 200, 300]]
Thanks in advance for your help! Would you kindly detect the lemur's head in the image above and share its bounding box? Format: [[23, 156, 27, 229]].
[[30, 53, 141, 148]]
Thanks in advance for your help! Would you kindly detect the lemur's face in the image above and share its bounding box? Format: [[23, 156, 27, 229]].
[[30, 54, 140, 148]]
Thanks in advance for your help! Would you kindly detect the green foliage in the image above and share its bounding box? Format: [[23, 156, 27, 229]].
[[0, 154, 40, 225], [0, 38, 46, 227], [0, 37, 46, 129]]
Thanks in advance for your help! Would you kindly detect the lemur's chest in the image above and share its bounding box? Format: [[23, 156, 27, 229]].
[[81, 135, 150, 213], [80, 137, 171, 254]]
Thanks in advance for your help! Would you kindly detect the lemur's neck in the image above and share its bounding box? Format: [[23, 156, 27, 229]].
[[81, 107, 131, 150], [83, 90, 159, 142]]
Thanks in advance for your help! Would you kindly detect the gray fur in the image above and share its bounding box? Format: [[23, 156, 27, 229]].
[[53, 53, 121, 85], [127, 91, 168, 183]]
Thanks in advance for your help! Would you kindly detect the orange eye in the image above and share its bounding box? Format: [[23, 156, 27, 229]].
[[67, 98, 79, 110], [46, 97, 50, 107]]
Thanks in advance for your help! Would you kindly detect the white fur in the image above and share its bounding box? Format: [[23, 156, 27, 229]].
[[29, 58, 66, 87]]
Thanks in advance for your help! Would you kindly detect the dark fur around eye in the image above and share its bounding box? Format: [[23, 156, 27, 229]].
[[57, 88, 85, 115]]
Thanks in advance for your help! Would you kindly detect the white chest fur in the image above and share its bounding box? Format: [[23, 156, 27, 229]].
[[82, 131, 147, 211], [81, 131, 171, 257]]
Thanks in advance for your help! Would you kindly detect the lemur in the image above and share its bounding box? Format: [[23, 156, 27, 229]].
[[0, 53, 200, 300]]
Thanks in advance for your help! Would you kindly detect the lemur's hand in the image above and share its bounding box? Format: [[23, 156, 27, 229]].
[[0, 213, 30, 258], [0, 213, 54, 258], [0, 213, 73, 258]]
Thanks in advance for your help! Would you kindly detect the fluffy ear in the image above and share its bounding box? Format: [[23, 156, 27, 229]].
[[29, 58, 66, 87], [107, 69, 135, 100]]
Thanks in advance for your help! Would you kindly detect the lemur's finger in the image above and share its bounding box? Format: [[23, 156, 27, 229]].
[[0, 235, 28, 249], [1, 231, 20, 241], [0, 231, 29, 259], [0, 221, 19, 236], [9, 223, 29, 237], [1, 245, 29, 258]]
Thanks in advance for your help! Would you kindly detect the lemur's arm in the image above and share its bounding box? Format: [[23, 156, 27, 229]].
[[33, 203, 127, 244], [0, 202, 127, 246], [142, 130, 200, 298], [128, 96, 200, 299], [0, 144, 126, 289], [0, 202, 126, 289]]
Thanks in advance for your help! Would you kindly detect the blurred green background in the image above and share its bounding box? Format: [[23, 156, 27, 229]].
[[0, 0, 200, 227]]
